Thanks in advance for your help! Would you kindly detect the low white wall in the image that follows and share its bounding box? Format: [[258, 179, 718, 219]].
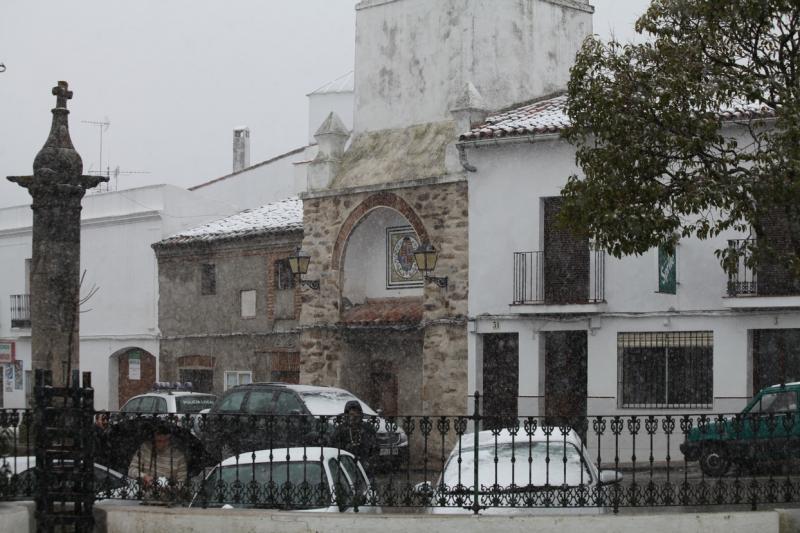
[[0, 502, 33, 533], [96, 506, 785, 533]]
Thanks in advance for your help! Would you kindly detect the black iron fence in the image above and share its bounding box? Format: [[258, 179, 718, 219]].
[[513, 249, 605, 305], [10, 293, 31, 328], [5, 396, 800, 514]]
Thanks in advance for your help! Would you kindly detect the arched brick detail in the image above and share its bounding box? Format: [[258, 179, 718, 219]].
[[331, 192, 429, 270]]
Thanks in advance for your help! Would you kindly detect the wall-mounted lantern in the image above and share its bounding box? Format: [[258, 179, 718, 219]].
[[288, 247, 320, 290], [414, 243, 448, 289]]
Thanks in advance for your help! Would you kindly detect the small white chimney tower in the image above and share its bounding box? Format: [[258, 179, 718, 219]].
[[233, 127, 250, 173]]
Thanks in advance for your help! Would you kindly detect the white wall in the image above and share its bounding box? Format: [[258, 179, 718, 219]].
[[353, 0, 592, 132], [0, 185, 234, 409], [467, 137, 750, 316], [189, 149, 306, 212], [465, 125, 800, 426], [342, 207, 424, 304]]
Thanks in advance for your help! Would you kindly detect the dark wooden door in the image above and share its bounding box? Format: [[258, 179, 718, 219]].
[[543, 197, 589, 304], [544, 331, 587, 423], [482, 334, 519, 421], [369, 360, 398, 416]]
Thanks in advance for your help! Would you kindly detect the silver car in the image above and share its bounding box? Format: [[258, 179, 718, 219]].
[[422, 427, 621, 515]]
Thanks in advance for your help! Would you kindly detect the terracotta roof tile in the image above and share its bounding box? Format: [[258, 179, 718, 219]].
[[339, 297, 423, 326]]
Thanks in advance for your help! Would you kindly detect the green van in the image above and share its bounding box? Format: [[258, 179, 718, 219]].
[[680, 383, 800, 476]]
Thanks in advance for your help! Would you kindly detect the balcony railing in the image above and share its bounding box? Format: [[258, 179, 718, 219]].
[[724, 238, 800, 297], [10, 294, 30, 328], [513, 249, 605, 305]]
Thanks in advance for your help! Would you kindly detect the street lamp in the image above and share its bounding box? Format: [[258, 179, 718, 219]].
[[287, 247, 320, 290], [413, 243, 448, 289]]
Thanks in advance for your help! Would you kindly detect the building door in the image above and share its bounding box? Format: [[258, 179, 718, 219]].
[[544, 331, 587, 424], [117, 348, 156, 407], [369, 360, 398, 416], [543, 197, 589, 304], [482, 333, 519, 421], [753, 329, 800, 393]]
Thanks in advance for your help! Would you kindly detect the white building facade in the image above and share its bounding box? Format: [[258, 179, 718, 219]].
[[460, 96, 800, 428], [0, 185, 233, 409]]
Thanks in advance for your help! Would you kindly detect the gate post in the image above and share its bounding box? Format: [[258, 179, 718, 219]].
[[34, 369, 95, 533]]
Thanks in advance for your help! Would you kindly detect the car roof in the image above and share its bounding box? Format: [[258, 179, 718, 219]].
[[457, 427, 584, 450], [130, 391, 214, 399], [763, 382, 800, 392], [219, 447, 356, 466], [232, 383, 353, 395]]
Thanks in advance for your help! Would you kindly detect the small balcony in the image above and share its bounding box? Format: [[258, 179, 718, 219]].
[[724, 239, 800, 308], [512, 249, 605, 312], [10, 294, 31, 328]]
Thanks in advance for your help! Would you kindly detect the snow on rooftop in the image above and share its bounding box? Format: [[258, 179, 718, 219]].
[[157, 197, 302, 246], [460, 94, 774, 141], [308, 71, 354, 96]]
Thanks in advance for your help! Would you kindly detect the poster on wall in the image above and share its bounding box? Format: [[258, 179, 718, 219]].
[[386, 226, 423, 289], [13, 361, 22, 390], [128, 352, 141, 381], [0, 340, 15, 364], [4, 364, 13, 392]]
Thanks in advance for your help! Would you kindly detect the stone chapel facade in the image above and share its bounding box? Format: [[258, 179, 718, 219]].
[[296, 0, 593, 415]]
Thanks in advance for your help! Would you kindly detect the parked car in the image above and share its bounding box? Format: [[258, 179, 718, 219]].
[[681, 382, 800, 476], [197, 383, 408, 468], [417, 428, 621, 515], [107, 383, 216, 476], [0, 456, 134, 502], [119, 384, 217, 415], [189, 447, 378, 512]]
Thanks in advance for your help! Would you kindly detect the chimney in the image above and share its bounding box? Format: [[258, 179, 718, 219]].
[[233, 127, 250, 173]]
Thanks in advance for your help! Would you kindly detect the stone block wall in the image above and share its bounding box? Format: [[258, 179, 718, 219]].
[[299, 179, 469, 415]]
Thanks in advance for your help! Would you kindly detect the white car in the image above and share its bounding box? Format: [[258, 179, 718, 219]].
[[1, 456, 136, 503], [120, 391, 216, 415], [190, 447, 379, 513], [421, 427, 621, 515]]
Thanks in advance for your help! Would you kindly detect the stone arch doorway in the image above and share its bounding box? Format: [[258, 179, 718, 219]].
[[330, 193, 428, 416], [109, 347, 156, 409]]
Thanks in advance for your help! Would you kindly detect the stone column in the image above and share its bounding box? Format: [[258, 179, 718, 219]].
[[7, 82, 107, 386]]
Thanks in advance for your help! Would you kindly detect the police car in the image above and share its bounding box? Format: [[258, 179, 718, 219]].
[[119, 382, 216, 415]]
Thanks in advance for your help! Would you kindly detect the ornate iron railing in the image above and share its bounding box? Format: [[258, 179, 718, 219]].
[[726, 239, 757, 297], [10, 294, 30, 328], [513, 249, 605, 305], [5, 395, 800, 514]]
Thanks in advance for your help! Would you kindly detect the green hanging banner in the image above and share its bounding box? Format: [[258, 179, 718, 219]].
[[658, 245, 677, 294]]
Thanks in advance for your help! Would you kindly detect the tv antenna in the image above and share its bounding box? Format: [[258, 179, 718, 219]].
[[87, 165, 150, 193], [81, 117, 110, 171]]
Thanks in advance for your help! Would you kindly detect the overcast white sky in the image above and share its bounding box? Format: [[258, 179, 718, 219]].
[[0, 0, 651, 208]]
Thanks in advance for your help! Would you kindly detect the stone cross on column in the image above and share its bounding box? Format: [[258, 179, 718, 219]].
[[53, 81, 73, 109], [7, 82, 108, 387]]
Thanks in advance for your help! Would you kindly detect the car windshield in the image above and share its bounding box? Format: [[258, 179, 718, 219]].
[[748, 390, 798, 414], [441, 441, 592, 490], [204, 461, 330, 508], [298, 390, 377, 416], [175, 395, 216, 414]]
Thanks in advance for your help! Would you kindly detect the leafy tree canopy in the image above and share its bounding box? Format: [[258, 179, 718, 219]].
[[560, 0, 800, 274]]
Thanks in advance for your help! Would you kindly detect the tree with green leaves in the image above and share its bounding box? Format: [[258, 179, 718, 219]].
[[560, 0, 800, 278]]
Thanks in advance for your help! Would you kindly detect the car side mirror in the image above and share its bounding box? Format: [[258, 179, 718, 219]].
[[598, 470, 623, 485]]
